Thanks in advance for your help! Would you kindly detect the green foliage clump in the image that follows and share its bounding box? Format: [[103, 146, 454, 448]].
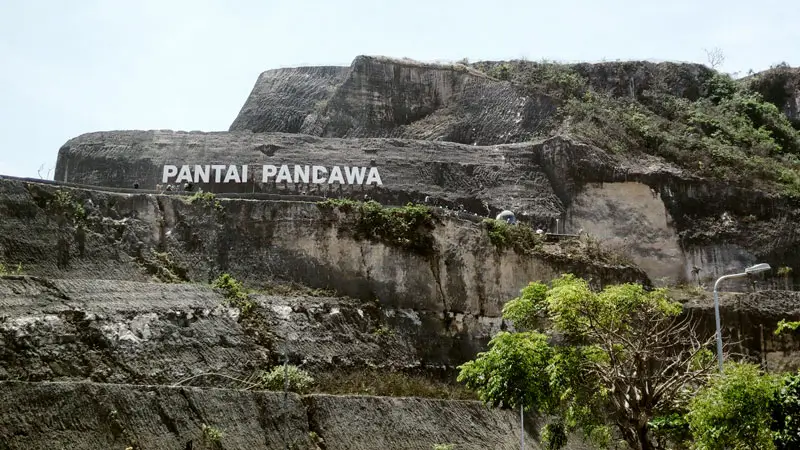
[[541, 421, 568, 450], [458, 331, 556, 411], [648, 413, 692, 449], [458, 274, 716, 450], [260, 364, 315, 394], [687, 363, 778, 450], [187, 191, 223, 211], [476, 60, 588, 98], [211, 273, 254, 316], [775, 318, 800, 335], [48, 189, 86, 221], [560, 72, 800, 195], [201, 424, 223, 446], [144, 250, 187, 283], [317, 199, 437, 255], [772, 370, 800, 450], [432, 444, 455, 450], [313, 369, 476, 400], [0, 262, 24, 276], [483, 219, 543, 254]]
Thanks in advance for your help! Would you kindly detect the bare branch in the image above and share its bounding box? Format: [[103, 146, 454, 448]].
[[704, 47, 725, 70]]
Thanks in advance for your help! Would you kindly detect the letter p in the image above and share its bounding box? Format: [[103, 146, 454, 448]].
[[262, 164, 277, 182], [162, 165, 178, 183]]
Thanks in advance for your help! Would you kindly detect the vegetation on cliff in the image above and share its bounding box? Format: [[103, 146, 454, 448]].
[[317, 199, 437, 255], [46, 189, 86, 222], [0, 262, 24, 276], [475, 60, 800, 196], [483, 218, 544, 253]]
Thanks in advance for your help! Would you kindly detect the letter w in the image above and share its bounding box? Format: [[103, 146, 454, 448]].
[[344, 166, 367, 184]]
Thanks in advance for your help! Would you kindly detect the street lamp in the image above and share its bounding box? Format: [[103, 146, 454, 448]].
[[712, 263, 772, 372]]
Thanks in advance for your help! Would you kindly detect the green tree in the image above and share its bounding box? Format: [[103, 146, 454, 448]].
[[458, 274, 718, 450], [686, 362, 778, 450]]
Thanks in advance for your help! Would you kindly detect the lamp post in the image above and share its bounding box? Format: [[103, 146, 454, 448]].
[[712, 263, 772, 373]]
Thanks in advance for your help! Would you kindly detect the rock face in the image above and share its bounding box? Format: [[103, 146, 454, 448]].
[[229, 55, 557, 144], [8, 54, 800, 448], [0, 381, 313, 450], [747, 64, 800, 127], [0, 177, 647, 376], [687, 289, 800, 373], [0, 275, 487, 381], [53, 128, 800, 289], [0, 381, 579, 450]]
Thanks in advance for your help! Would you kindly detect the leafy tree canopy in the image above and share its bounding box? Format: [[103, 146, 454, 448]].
[[687, 362, 778, 450], [458, 274, 717, 450]]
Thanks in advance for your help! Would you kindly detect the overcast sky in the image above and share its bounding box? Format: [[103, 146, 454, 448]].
[[1, 0, 798, 179]]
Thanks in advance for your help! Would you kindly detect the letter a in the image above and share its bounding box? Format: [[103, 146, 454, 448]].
[[365, 167, 383, 185]]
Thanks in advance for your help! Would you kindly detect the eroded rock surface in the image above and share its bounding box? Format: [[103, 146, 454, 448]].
[[53, 128, 800, 288], [0, 177, 646, 313], [229, 55, 558, 145], [686, 289, 800, 373], [0, 381, 313, 450], [1, 381, 582, 450], [0, 275, 505, 381]]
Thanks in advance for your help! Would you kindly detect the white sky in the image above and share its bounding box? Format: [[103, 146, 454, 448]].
[[1, 0, 798, 178]]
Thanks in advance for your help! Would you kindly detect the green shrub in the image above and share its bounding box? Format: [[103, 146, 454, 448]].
[[772, 370, 800, 450], [47, 189, 86, 221], [687, 363, 777, 450], [212, 273, 255, 316], [472, 60, 800, 196], [318, 199, 437, 255], [0, 263, 24, 276], [260, 365, 315, 394], [201, 424, 223, 445], [562, 83, 800, 195], [187, 191, 223, 211], [483, 219, 543, 254]]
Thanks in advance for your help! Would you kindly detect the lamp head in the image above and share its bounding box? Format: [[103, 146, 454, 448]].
[[745, 263, 771, 275]]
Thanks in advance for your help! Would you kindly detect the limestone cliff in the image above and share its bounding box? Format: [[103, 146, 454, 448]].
[[0, 176, 645, 376], [8, 53, 800, 449], [54, 129, 800, 290], [229, 55, 557, 144], [0, 381, 574, 450]]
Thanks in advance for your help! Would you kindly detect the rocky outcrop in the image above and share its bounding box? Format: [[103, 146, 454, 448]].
[[686, 289, 800, 373], [0, 177, 648, 377], [0, 275, 491, 381], [0, 381, 581, 450], [306, 394, 592, 450], [53, 129, 800, 289], [229, 55, 558, 144], [475, 59, 716, 101], [0, 381, 313, 450], [747, 64, 800, 127], [0, 177, 645, 308]]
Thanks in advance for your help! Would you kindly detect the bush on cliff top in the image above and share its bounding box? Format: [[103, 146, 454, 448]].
[[317, 199, 437, 255], [475, 61, 800, 196], [483, 219, 544, 253]]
